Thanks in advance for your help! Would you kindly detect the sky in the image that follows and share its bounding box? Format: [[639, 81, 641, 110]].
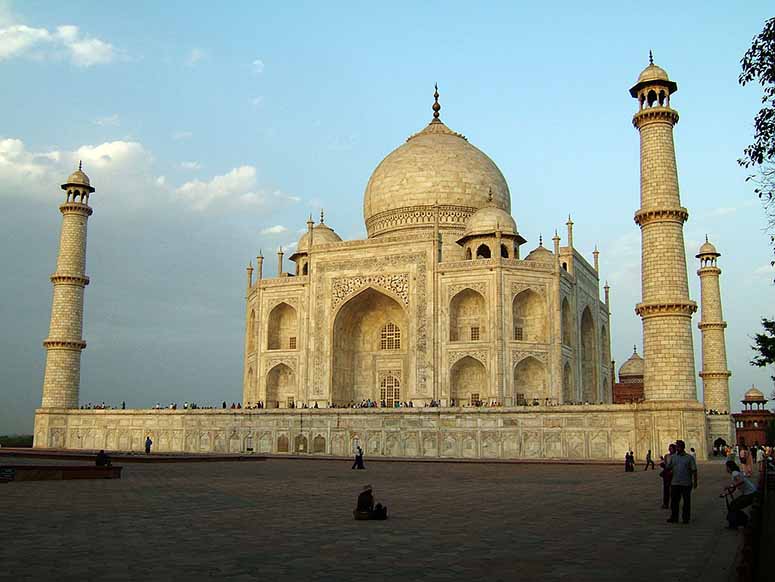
[[1, 1, 773, 434]]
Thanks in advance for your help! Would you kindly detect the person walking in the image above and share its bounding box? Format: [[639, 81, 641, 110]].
[[352, 445, 365, 470], [144, 436, 153, 455], [660, 443, 676, 509], [644, 449, 655, 470], [665, 440, 698, 524]]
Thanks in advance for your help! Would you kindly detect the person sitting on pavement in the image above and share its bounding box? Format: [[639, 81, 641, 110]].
[[722, 461, 757, 515], [95, 450, 111, 467], [354, 485, 388, 520]]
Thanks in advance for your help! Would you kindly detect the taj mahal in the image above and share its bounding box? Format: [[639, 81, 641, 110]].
[[33, 57, 736, 460]]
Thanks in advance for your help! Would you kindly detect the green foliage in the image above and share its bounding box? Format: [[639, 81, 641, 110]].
[[0, 434, 34, 447], [751, 318, 775, 385], [766, 420, 775, 446], [740, 17, 775, 261]]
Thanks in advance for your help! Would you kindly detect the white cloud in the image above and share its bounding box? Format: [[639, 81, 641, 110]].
[[754, 264, 774, 277], [179, 161, 201, 170], [156, 176, 167, 187], [251, 96, 263, 107], [175, 165, 258, 211], [172, 131, 193, 141], [186, 48, 206, 66], [0, 137, 155, 207], [94, 114, 120, 127], [711, 207, 737, 217], [0, 21, 115, 66], [252, 58, 264, 73], [75, 141, 150, 170], [260, 225, 288, 235]]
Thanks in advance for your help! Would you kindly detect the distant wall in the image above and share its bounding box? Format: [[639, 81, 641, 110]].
[[33, 402, 708, 460]]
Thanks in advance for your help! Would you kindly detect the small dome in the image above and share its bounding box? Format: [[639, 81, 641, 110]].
[[61, 164, 95, 192], [296, 222, 342, 253], [525, 243, 554, 262], [629, 57, 678, 98], [743, 387, 765, 402], [636, 63, 670, 85], [463, 205, 517, 238], [697, 238, 720, 258], [619, 348, 644, 379]]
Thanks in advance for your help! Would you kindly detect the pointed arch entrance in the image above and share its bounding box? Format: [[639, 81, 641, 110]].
[[513, 356, 548, 404], [266, 363, 296, 408], [450, 356, 486, 406], [332, 287, 407, 405]]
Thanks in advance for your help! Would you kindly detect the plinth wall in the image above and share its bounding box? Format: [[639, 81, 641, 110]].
[[34, 403, 708, 460]]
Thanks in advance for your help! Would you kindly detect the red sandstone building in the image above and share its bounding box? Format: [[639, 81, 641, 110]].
[[732, 387, 774, 446], [612, 347, 645, 404]]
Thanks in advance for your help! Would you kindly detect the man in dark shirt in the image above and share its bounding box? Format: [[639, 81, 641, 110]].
[[95, 450, 111, 467]]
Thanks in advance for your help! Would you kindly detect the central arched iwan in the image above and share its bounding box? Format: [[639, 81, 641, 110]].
[[332, 288, 407, 405]]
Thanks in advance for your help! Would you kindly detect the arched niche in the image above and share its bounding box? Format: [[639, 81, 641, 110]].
[[580, 307, 597, 402], [601, 324, 610, 365], [331, 288, 407, 405], [562, 361, 574, 403], [513, 356, 548, 403], [512, 289, 547, 342], [561, 297, 573, 346], [449, 288, 486, 342], [476, 244, 491, 259], [267, 303, 298, 350], [450, 356, 486, 405], [266, 363, 296, 408], [247, 309, 256, 352]]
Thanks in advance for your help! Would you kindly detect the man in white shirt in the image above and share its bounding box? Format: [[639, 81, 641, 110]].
[[665, 440, 698, 524]]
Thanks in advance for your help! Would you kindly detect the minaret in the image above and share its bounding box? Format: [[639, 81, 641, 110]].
[[40, 163, 94, 409], [630, 54, 697, 401], [696, 237, 731, 412]]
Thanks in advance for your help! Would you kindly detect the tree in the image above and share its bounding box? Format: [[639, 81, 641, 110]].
[[751, 318, 775, 388], [739, 17, 775, 260]]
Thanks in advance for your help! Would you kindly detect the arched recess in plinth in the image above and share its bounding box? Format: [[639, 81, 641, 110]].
[[450, 356, 486, 406], [266, 363, 296, 408], [580, 306, 598, 402], [331, 287, 407, 405], [513, 356, 548, 404]]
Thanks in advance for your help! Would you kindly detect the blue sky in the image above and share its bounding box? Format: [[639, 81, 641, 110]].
[[1, 0, 773, 433]]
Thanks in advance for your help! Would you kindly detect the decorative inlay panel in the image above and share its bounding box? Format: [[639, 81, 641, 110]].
[[448, 350, 489, 366], [331, 273, 409, 309], [511, 282, 546, 298], [512, 350, 548, 365], [447, 282, 487, 299], [264, 355, 298, 372]]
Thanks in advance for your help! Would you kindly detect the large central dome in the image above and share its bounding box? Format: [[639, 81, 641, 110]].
[[363, 106, 511, 238]]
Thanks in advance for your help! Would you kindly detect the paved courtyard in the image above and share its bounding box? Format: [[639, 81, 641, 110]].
[[0, 457, 741, 581]]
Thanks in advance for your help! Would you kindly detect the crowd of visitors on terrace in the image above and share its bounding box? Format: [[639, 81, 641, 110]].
[[83, 397, 615, 411]]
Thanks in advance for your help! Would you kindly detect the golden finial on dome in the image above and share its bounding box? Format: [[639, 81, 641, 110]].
[[78, 160, 83, 171], [539, 234, 543, 246], [649, 50, 653, 65], [320, 209, 325, 224], [432, 83, 441, 120]]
